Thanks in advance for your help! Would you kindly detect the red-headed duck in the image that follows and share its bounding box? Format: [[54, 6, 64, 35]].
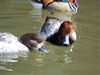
[[29, 0, 78, 13], [0, 32, 49, 53], [38, 17, 76, 46]]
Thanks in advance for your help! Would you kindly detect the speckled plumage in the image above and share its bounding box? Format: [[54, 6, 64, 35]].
[[0, 32, 48, 53], [0, 32, 29, 53]]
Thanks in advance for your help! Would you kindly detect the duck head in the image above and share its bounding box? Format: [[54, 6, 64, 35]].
[[19, 33, 49, 54], [59, 21, 73, 37], [58, 21, 73, 45]]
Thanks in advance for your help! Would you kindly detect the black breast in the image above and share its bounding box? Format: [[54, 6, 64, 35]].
[[46, 33, 76, 46], [46, 33, 63, 46]]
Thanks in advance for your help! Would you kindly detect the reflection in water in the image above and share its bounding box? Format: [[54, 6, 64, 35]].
[[47, 11, 74, 21], [0, 53, 28, 62], [32, 52, 46, 67], [29, 8, 42, 18], [0, 53, 28, 71], [69, 45, 74, 52], [0, 66, 13, 71]]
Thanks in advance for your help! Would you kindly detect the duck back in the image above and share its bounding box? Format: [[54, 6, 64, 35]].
[[0, 32, 28, 53], [38, 17, 64, 40]]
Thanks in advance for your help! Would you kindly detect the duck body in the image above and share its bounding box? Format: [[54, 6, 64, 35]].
[[38, 17, 64, 40], [0, 32, 28, 53], [38, 17, 76, 46], [0, 32, 48, 53], [29, 0, 78, 13], [44, 1, 77, 13]]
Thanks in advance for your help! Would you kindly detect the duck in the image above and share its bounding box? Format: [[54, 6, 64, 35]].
[[29, 0, 78, 13], [38, 16, 76, 46], [0, 32, 49, 53]]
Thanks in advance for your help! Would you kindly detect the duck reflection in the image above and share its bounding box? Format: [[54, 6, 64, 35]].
[[34, 53, 45, 67], [29, 8, 42, 18], [29, 7, 75, 21], [0, 52, 28, 71]]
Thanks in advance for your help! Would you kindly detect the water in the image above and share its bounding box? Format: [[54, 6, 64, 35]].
[[0, 0, 99, 75]]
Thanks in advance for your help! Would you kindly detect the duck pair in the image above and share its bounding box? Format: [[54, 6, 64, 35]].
[[29, 0, 78, 13], [0, 17, 76, 53]]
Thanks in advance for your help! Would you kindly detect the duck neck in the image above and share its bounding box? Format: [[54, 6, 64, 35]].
[[69, 29, 73, 36], [18, 38, 33, 51], [59, 31, 65, 38]]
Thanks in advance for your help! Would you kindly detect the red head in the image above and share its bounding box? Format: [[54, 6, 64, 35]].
[[59, 21, 73, 37]]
